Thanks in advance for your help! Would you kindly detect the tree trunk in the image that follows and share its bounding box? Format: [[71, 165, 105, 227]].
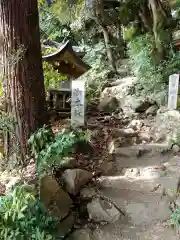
[[0, 0, 49, 163], [138, 3, 153, 33], [96, 0, 117, 72], [148, 0, 173, 61], [101, 25, 117, 72]]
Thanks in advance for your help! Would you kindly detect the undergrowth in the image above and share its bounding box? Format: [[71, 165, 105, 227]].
[[28, 126, 88, 175], [128, 34, 180, 105], [0, 185, 59, 239], [168, 207, 180, 234]]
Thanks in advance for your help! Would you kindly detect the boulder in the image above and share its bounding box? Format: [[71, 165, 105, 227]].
[[40, 175, 73, 218], [100, 77, 137, 114], [98, 96, 119, 112], [87, 198, 120, 223], [154, 109, 180, 143], [62, 169, 93, 195]]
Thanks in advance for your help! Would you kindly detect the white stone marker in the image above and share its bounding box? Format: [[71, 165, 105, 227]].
[[71, 79, 85, 126], [168, 74, 179, 110]]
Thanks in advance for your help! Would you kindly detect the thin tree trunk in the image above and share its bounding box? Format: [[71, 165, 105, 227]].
[[101, 25, 117, 72], [148, 0, 173, 61], [96, 0, 117, 72], [0, 0, 49, 163], [138, 4, 153, 32]]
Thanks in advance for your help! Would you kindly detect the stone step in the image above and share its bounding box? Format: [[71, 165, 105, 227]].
[[99, 187, 162, 208], [97, 176, 162, 193], [114, 143, 170, 158], [92, 220, 177, 240], [98, 187, 170, 226], [115, 153, 171, 169]]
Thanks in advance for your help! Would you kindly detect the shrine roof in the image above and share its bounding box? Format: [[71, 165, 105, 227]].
[[42, 40, 90, 79]]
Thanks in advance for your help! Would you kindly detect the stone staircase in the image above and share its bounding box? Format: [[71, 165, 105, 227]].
[[92, 143, 180, 239]]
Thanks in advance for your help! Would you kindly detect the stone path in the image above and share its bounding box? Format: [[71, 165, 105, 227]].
[[90, 143, 180, 239], [68, 139, 180, 239]]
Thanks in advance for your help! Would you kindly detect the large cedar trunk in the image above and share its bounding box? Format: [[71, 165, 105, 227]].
[[0, 0, 48, 162]]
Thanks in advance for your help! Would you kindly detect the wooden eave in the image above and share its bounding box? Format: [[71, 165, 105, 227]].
[[42, 41, 90, 79]]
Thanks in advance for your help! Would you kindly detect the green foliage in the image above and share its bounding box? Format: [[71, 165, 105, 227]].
[[82, 42, 107, 69], [41, 45, 68, 89], [168, 208, 180, 229], [0, 112, 15, 134], [39, 2, 68, 42], [80, 41, 111, 101], [168, 126, 180, 147], [128, 34, 180, 104], [42, 62, 68, 89], [28, 126, 88, 175], [0, 185, 58, 239], [42, 46, 57, 55], [51, 0, 84, 25]]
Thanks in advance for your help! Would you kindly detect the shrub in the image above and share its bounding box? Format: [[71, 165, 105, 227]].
[[28, 126, 88, 175], [128, 34, 180, 105], [80, 42, 112, 101], [0, 185, 58, 239], [168, 207, 180, 229]]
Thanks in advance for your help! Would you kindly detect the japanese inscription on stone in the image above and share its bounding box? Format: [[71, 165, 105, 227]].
[[71, 80, 85, 126], [168, 74, 179, 110]]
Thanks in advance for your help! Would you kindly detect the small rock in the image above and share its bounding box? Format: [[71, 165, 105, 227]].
[[67, 229, 91, 240], [146, 105, 158, 115], [40, 175, 73, 218], [135, 101, 151, 113], [62, 169, 93, 195], [80, 187, 97, 200], [87, 198, 120, 223], [172, 145, 180, 153]]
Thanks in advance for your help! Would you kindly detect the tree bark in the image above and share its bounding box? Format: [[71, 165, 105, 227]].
[[148, 0, 173, 61], [101, 24, 117, 72], [96, 0, 117, 72], [0, 0, 49, 163]]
